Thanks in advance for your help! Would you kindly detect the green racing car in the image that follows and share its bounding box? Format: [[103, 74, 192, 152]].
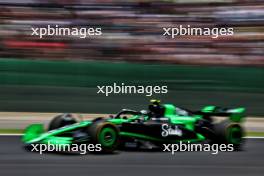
[[22, 100, 246, 153]]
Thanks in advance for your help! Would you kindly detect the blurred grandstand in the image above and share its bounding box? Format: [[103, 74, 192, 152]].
[[0, 0, 263, 66]]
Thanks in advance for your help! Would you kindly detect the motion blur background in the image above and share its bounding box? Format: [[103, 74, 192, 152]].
[[0, 0, 263, 115]]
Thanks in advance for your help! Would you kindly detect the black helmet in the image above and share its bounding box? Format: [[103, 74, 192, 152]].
[[148, 99, 164, 117]]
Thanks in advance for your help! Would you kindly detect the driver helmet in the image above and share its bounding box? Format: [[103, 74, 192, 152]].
[[148, 99, 164, 117]]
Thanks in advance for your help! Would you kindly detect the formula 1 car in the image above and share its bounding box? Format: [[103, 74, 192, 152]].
[[22, 100, 246, 153]]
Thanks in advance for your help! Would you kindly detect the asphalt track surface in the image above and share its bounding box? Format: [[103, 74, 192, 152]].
[[0, 137, 263, 176]]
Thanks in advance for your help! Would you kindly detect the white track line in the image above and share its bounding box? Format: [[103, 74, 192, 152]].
[[0, 134, 22, 136], [244, 136, 264, 139]]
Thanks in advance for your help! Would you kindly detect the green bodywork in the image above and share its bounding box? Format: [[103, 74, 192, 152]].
[[201, 106, 245, 122], [23, 121, 91, 145], [22, 104, 245, 146]]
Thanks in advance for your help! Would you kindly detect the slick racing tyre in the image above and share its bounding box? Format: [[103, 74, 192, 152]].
[[48, 113, 77, 131], [88, 122, 119, 153], [213, 120, 244, 150]]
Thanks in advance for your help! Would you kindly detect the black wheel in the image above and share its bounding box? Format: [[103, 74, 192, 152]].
[[88, 122, 119, 153], [213, 120, 245, 150], [48, 113, 77, 131]]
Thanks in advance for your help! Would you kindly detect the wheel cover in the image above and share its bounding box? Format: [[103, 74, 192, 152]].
[[227, 126, 243, 144], [98, 127, 117, 147]]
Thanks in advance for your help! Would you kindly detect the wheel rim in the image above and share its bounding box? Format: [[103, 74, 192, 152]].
[[98, 127, 117, 147], [227, 126, 243, 144]]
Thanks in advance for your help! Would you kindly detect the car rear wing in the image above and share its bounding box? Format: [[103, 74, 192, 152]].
[[199, 106, 246, 122]]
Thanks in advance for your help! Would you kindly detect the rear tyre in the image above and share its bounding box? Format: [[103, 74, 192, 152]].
[[48, 113, 77, 131], [213, 120, 244, 151], [88, 122, 119, 153]]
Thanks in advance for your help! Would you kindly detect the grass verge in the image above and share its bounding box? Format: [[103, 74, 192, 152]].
[[246, 131, 264, 137], [0, 129, 23, 134]]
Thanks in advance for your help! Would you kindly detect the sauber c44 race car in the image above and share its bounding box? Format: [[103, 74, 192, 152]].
[[22, 100, 246, 153]]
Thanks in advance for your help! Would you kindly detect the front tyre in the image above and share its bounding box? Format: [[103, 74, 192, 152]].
[[88, 122, 119, 153]]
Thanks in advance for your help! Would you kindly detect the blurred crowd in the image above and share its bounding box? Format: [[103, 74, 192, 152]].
[[0, 0, 263, 66]]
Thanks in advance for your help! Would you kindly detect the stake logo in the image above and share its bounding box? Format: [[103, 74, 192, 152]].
[[161, 124, 183, 137]]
